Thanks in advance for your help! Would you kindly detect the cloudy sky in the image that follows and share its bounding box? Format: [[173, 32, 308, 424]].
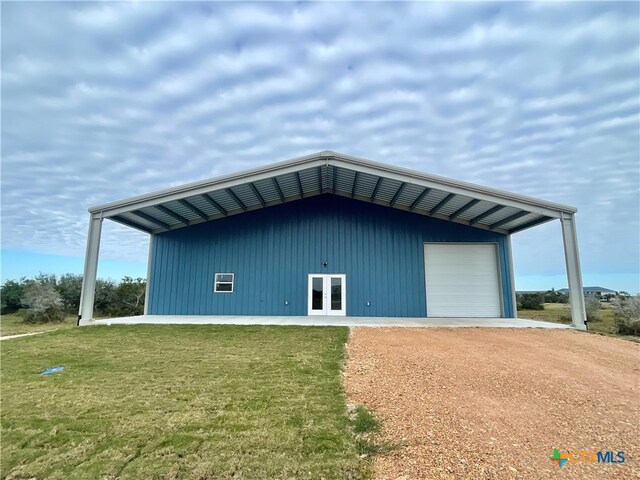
[[2, 1, 639, 293]]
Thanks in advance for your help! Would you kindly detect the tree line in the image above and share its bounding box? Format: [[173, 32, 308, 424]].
[[1, 274, 146, 323], [517, 289, 639, 335]]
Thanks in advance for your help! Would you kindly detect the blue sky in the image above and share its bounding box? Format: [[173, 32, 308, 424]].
[[1, 2, 639, 293]]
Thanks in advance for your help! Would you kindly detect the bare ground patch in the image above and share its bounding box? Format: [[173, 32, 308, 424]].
[[345, 328, 639, 480]]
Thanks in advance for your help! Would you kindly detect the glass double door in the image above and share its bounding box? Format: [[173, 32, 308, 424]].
[[307, 274, 346, 316]]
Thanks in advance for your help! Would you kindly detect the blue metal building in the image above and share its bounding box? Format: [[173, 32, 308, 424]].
[[78, 151, 587, 328]]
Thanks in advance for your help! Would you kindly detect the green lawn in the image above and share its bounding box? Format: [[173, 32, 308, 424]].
[[518, 302, 618, 335], [1, 325, 365, 479], [0, 313, 77, 337]]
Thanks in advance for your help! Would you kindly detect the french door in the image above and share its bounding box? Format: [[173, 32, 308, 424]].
[[307, 274, 346, 316]]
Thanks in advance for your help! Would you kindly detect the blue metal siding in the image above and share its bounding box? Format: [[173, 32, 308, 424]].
[[147, 194, 515, 317]]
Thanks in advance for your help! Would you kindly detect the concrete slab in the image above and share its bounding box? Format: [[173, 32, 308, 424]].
[[92, 315, 572, 329]]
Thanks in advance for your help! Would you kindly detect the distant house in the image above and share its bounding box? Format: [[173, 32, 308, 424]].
[[557, 286, 618, 298]]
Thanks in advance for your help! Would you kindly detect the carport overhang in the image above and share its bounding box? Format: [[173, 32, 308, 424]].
[[78, 150, 587, 329]]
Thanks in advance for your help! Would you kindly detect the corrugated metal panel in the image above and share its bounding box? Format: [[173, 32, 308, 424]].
[[325, 165, 335, 190], [436, 195, 475, 216], [275, 172, 300, 198], [229, 184, 261, 208], [95, 152, 572, 237], [374, 177, 403, 203], [139, 206, 183, 227], [148, 194, 514, 317], [479, 206, 521, 226], [116, 164, 543, 235], [207, 190, 240, 212], [252, 179, 279, 203], [352, 172, 379, 198], [393, 183, 423, 207], [456, 200, 496, 221], [118, 211, 157, 229], [500, 212, 543, 230], [185, 195, 216, 217], [335, 168, 356, 193], [163, 200, 201, 221], [298, 167, 322, 194], [410, 187, 434, 210], [419, 189, 449, 211]]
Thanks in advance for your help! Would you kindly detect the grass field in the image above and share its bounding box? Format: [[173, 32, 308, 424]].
[[0, 313, 77, 337], [1, 325, 365, 479], [518, 302, 618, 335]]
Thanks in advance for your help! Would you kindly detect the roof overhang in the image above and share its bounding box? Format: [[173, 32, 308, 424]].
[[89, 150, 577, 235]]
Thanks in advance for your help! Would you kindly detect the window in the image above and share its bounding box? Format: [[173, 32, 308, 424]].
[[214, 273, 234, 293]]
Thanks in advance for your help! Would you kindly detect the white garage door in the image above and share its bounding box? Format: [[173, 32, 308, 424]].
[[424, 243, 502, 317]]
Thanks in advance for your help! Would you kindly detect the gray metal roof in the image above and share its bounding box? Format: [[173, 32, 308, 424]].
[[89, 150, 577, 235]]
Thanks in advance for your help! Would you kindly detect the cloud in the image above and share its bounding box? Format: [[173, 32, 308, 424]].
[[1, 1, 638, 288]]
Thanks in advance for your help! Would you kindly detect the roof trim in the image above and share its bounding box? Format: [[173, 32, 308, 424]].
[[88, 150, 577, 234], [327, 151, 576, 215], [89, 151, 333, 214]]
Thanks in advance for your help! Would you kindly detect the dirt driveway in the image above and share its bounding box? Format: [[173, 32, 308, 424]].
[[345, 328, 639, 479]]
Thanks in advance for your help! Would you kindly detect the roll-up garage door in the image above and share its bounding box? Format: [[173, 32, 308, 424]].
[[424, 243, 502, 317]]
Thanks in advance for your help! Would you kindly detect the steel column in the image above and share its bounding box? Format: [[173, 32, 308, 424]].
[[560, 213, 587, 330], [143, 235, 154, 315], [506, 235, 518, 318], [78, 214, 103, 325]]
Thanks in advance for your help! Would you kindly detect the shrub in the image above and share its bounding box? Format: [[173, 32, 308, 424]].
[[1, 279, 26, 313], [34, 273, 57, 286], [95, 279, 117, 314], [544, 289, 569, 304], [108, 277, 146, 317], [55, 273, 82, 312], [2, 274, 147, 319], [612, 296, 640, 336], [615, 318, 640, 336], [584, 297, 602, 323], [22, 283, 65, 324], [518, 293, 544, 310]]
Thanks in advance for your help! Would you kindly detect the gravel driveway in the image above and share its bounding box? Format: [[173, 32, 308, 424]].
[[345, 328, 639, 480]]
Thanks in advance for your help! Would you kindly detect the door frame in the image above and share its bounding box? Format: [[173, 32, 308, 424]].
[[307, 274, 347, 316]]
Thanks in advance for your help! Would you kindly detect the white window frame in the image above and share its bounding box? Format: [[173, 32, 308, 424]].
[[214, 273, 234, 293]]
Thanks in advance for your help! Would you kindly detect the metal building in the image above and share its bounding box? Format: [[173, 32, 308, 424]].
[[79, 151, 587, 329]]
